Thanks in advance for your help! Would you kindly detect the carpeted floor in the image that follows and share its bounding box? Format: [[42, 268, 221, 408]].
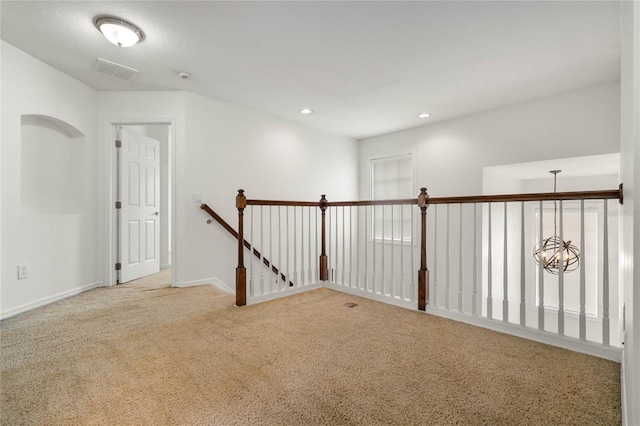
[[1, 270, 620, 425]]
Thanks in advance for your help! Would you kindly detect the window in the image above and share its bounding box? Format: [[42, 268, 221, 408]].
[[370, 154, 413, 242]]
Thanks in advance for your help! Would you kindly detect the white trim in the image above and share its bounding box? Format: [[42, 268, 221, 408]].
[[103, 117, 177, 289], [324, 282, 417, 310], [160, 264, 171, 270], [423, 305, 621, 361], [175, 277, 234, 294], [0, 282, 103, 320], [621, 349, 628, 425], [247, 283, 323, 305]]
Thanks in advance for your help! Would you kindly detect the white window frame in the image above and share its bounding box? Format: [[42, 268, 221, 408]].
[[369, 153, 415, 244]]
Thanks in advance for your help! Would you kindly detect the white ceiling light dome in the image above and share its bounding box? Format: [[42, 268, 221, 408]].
[[95, 16, 145, 47]]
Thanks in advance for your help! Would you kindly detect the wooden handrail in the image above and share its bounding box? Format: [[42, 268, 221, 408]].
[[246, 200, 321, 207], [427, 189, 621, 205], [244, 189, 621, 208], [200, 203, 294, 288]]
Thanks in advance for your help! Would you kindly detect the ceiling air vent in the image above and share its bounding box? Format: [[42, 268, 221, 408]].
[[92, 58, 139, 80]]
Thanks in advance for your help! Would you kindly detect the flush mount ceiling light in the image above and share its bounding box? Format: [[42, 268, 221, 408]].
[[300, 108, 313, 115], [94, 16, 145, 47], [417, 113, 431, 119]]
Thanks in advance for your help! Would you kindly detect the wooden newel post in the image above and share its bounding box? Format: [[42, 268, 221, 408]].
[[418, 187, 429, 311], [319, 194, 328, 281], [236, 189, 247, 306]]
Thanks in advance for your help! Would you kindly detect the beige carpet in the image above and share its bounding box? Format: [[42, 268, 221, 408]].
[[1, 270, 620, 425]]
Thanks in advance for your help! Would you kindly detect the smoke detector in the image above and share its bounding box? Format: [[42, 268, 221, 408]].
[[178, 72, 192, 80]]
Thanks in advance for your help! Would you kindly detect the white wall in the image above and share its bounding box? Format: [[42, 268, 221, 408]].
[[359, 82, 620, 199], [620, 1, 640, 424], [182, 91, 358, 288], [1, 41, 99, 317]]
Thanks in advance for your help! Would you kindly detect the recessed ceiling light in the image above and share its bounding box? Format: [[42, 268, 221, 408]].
[[300, 108, 313, 115], [95, 16, 145, 47], [417, 113, 431, 119], [178, 72, 192, 80]]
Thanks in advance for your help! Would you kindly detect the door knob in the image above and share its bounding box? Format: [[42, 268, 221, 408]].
[[154, 211, 159, 216]]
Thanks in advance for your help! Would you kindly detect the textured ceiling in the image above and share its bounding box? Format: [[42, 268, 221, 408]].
[[0, 1, 621, 139]]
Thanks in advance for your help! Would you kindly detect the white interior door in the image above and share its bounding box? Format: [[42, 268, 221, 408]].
[[119, 128, 160, 283]]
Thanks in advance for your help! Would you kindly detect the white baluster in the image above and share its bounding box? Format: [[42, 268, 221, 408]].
[[300, 206, 304, 286], [294, 206, 298, 287], [373, 206, 377, 292], [314, 207, 318, 283], [335, 207, 339, 283], [579, 200, 586, 340], [538, 201, 544, 331], [473, 203, 478, 316], [603, 199, 610, 346], [342, 206, 346, 286], [558, 200, 564, 336], [446, 204, 450, 309], [433, 204, 438, 307], [487, 202, 493, 319], [503, 202, 508, 323], [401, 204, 405, 300], [286, 206, 290, 288], [326, 207, 334, 282], [459, 204, 463, 312], [411, 205, 415, 302], [365, 206, 369, 292], [349, 206, 353, 288], [382, 205, 386, 294], [278, 206, 282, 290], [260, 206, 264, 295], [520, 201, 525, 326], [269, 206, 273, 294], [308, 207, 312, 284], [249, 206, 254, 297], [356, 206, 360, 289], [391, 205, 395, 297]]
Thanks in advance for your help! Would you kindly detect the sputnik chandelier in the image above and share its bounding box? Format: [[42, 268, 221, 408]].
[[533, 170, 580, 275]]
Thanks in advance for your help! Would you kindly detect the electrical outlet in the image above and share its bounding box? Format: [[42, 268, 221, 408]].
[[17, 264, 28, 280]]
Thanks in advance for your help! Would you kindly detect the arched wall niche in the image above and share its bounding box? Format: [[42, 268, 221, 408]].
[[21, 114, 87, 214]]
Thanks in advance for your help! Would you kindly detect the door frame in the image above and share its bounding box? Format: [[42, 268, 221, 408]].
[[104, 117, 176, 288]]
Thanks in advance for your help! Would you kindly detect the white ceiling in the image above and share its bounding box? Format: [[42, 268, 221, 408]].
[[0, 1, 621, 139]]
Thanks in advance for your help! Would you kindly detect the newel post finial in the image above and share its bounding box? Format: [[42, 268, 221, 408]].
[[418, 187, 429, 209], [236, 189, 247, 209]]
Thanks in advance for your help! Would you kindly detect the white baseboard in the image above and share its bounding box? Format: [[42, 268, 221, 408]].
[[247, 283, 323, 305], [174, 277, 234, 294], [160, 264, 171, 270], [0, 281, 103, 320], [423, 305, 622, 362], [323, 282, 417, 311]]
